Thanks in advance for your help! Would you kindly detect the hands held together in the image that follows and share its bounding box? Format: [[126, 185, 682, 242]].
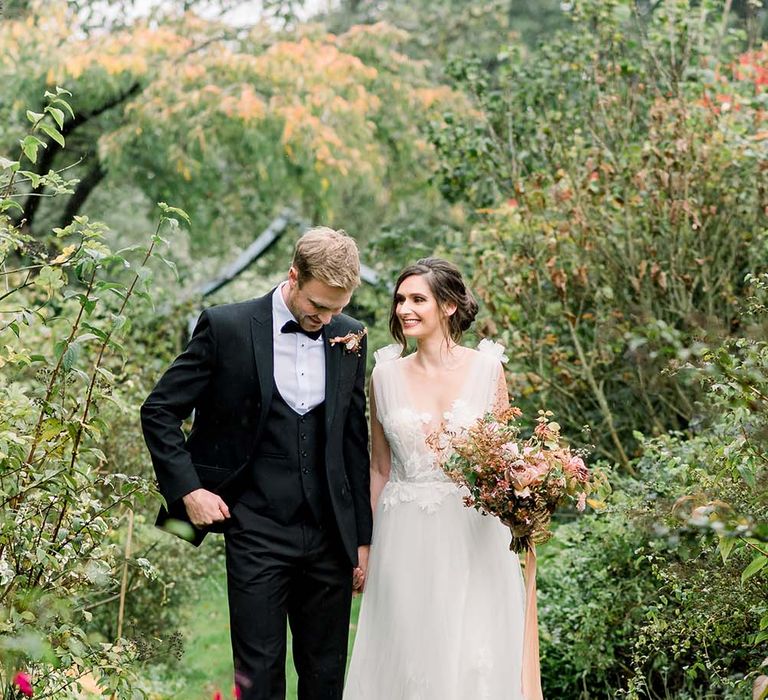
[[353, 545, 370, 593]]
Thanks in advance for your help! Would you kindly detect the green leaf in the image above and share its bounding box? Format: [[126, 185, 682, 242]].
[[62, 343, 80, 371], [158, 255, 179, 279], [46, 106, 66, 129], [755, 631, 768, 646], [20, 135, 46, 164], [0, 199, 24, 214], [26, 110, 45, 124], [40, 123, 65, 148], [18, 170, 43, 188], [717, 535, 736, 564], [737, 464, 757, 488], [158, 201, 191, 225], [96, 367, 116, 383], [53, 97, 75, 120], [760, 612, 768, 631], [742, 554, 767, 584], [82, 323, 108, 341], [0, 157, 20, 172], [34, 265, 65, 294]]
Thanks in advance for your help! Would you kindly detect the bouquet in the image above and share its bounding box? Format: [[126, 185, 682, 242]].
[[435, 406, 592, 553]]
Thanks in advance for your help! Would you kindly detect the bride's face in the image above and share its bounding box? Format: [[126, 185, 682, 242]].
[[395, 274, 453, 340]]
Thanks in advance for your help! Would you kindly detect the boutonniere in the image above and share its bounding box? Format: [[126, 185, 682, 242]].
[[329, 328, 367, 355]]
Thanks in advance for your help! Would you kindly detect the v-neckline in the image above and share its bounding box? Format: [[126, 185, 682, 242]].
[[395, 351, 479, 436]]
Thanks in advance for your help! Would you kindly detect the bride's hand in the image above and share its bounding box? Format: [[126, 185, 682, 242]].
[[352, 567, 365, 592], [353, 545, 370, 592]]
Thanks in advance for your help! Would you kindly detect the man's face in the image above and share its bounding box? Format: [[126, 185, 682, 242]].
[[283, 267, 353, 333]]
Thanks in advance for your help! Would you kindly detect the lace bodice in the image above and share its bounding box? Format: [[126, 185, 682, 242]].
[[372, 340, 507, 513]]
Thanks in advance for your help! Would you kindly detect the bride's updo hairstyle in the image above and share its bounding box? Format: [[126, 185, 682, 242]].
[[389, 257, 479, 351]]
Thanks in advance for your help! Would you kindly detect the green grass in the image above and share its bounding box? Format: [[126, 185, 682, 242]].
[[170, 572, 361, 700]]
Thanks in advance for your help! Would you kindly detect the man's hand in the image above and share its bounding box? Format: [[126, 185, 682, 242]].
[[353, 545, 370, 592], [182, 488, 231, 528]]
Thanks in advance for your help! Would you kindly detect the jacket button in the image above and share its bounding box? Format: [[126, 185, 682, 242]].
[[301, 451, 307, 457]]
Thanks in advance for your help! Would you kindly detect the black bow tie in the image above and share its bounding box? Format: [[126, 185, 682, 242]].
[[281, 319, 323, 341]]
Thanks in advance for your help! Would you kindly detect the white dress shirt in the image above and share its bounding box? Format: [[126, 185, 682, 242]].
[[272, 283, 326, 415]]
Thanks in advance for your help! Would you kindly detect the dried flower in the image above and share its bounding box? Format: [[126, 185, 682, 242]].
[[329, 327, 367, 355], [434, 406, 593, 553]]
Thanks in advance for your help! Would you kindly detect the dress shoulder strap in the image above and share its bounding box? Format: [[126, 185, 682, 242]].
[[476, 338, 508, 363], [373, 343, 403, 365], [371, 344, 404, 420]]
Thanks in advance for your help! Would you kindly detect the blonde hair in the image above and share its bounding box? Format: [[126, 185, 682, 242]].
[[292, 227, 361, 289]]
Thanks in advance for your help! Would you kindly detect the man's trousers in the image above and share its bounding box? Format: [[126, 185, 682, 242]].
[[224, 501, 352, 700]]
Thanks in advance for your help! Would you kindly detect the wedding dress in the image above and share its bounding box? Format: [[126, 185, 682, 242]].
[[344, 341, 526, 700]]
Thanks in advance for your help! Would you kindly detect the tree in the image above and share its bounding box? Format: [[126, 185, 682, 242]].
[[2, 4, 469, 260]]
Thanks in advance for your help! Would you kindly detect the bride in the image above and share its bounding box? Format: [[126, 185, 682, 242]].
[[344, 258, 527, 699]]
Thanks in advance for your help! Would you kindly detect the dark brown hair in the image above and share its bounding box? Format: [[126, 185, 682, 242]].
[[389, 257, 479, 351]]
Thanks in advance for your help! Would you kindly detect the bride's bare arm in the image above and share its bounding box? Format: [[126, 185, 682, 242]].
[[369, 381, 392, 514]]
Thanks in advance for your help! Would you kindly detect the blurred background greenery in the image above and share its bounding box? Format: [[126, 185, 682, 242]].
[[1, 0, 767, 698]]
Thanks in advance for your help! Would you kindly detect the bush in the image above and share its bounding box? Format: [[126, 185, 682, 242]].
[[538, 274, 768, 699], [0, 89, 191, 698], [430, 0, 768, 467]]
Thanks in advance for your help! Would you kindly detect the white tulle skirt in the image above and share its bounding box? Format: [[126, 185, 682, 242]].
[[344, 482, 526, 700]]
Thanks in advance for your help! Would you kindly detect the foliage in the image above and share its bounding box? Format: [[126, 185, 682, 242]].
[[327, 0, 570, 70], [0, 89, 190, 698], [537, 272, 768, 699], [432, 0, 768, 466], [0, 3, 467, 262]]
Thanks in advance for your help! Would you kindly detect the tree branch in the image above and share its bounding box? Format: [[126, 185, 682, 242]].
[[17, 82, 142, 231], [59, 161, 106, 229]]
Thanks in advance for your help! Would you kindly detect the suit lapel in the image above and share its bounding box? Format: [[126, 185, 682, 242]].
[[324, 320, 342, 431], [250, 291, 274, 438]]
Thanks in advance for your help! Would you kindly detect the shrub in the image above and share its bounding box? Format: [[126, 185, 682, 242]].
[[0, 89, 190, 698]]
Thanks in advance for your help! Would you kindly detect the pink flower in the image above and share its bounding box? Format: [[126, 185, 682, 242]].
[[501, 442, 519, 457], [564, 455, 589, 482], [508, 460, 549, 490], [13, 672, 33, 698], [577, 492, 587, 512], [213, 692, 223, 700], [233, 686, 242, 699]]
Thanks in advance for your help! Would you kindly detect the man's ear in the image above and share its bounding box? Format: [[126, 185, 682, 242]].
[[288, 266, 299, 287]]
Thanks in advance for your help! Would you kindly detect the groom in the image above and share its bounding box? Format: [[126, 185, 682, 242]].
[[140, 227, 372, 700]]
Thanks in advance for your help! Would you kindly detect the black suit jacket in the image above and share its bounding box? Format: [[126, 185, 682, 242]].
[[140, 291, 372, 564]]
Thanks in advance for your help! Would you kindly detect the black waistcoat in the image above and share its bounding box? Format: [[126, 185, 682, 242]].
[[239, 388, 329, 525]]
